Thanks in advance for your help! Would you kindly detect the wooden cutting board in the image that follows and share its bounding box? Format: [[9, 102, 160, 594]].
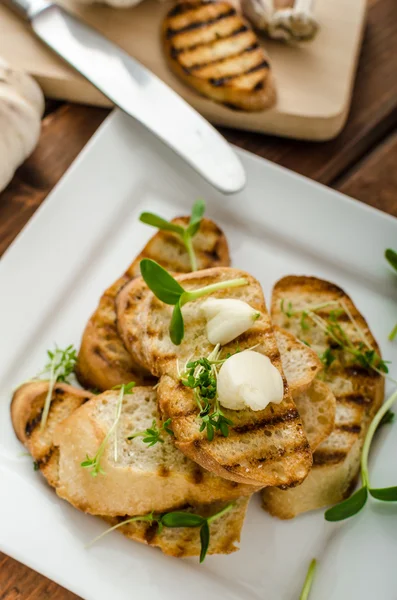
[[0, 0, 366, 140]]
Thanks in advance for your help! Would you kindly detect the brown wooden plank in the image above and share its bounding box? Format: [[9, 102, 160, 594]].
[[0, 104, 107, 258], [335, 129, 397, 217], [0, 553, 79, 599], [221, 0, 397, 184]]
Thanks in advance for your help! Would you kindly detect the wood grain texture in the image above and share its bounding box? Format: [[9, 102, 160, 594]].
[[0, 552, 79, 599], [335, 129, 397, 217], [0, 1, 396, 598]]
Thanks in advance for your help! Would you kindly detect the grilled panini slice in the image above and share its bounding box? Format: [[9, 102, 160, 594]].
[[163, 0, 276, 111], [261, 276, 384, 518], [76, 216, 230, 392], [116, 267, 312, 487], [11, 381, 249, 558]]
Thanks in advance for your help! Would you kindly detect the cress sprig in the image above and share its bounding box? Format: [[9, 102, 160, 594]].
[[385, 248, 397, 341], [86, 502, 235, 563], [128, 417, 174, 446], [81, 382, 135, 477], [35, 344, 77, 431], [180, 345, 235, 440], [299, 559, 317, 600], [140, 259, 248, 345], [139, 199, 206, 271]]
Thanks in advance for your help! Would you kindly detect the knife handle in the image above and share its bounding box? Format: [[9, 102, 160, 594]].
[[3, 0, 51, 20]]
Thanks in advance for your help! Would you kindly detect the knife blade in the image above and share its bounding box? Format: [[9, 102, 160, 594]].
[[4, 0, 246, 194]]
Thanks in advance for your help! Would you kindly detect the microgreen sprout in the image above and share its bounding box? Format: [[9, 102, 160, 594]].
[[385, 249, 397, 341], [139, 199, 206, 271], [86, 502, 234, 563], [81, 382, 135, 476], [299, 559, 317, 600], [35, 344, 77, 431], [128, 418, 174, 446], [140, 259, 248, 345], [180, 345, 238, 440]]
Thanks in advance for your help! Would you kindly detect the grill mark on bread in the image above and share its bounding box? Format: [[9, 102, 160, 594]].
[[191, 467, 204, 484], [158, 465, 170, 477], [25, 411, 43, 437], [340, 394, 368, 406], [223, 441, 310, 469], [36, 446, 56, 468], [209, 60, 269, 86], [165, 7, 235, 39], [170, 25, 249, 58], [336, 424, 361, 434], [313, 450, 347, 466], [233, 409, 300, 434], [144, 521, 159, 543]]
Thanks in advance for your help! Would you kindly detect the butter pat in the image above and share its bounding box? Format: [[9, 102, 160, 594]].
[[217, 350, 284, 411], [201, 298, 260, 346]]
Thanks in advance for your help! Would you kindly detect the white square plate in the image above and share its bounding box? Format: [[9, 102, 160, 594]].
[[0, 110, 396, 600]]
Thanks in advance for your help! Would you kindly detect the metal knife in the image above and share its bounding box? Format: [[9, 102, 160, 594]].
[[4, 0, 246, 194]]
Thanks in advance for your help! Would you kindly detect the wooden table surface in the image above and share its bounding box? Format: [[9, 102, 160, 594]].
[[1, 0, 396, 596]]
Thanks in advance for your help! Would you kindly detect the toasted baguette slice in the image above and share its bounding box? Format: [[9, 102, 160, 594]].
[[293, 380, 336, 452], [274, 326, 322, 395], [12, 382, 255, 516], [261, 276, 384, 518], [104, 497, 249, 558], [76, 217, 229, 392], [163, 1, 276, 111], [11, 381, 248, 558], [117, 267, 312, 487]]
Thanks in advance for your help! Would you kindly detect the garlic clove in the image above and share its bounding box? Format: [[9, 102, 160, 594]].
[[201, 298, 260, 346], [240, 0, 273, 31], [269, 8, 319, 41], [217, 350, 284, 411]]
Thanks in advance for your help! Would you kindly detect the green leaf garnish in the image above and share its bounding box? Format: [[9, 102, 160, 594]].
[[299, 558, 317, 600], [140, 259, 184, 305], [369, 486, 397, 501], [199, 521, 210, 563], [389, 323, 397, 341], [385, 248, 397, 272], [379, 409, 395, 427], [128, 418, 173, 446], [139, 199, 206, 271], [325, 486, 368, 522], [87, 501, 234, 563], [35, 344, 77, 431], [320, 347, 336, 369], [81, 382, 135, 476], [160, 512, 204, 527], [140, 259, 248, 345]]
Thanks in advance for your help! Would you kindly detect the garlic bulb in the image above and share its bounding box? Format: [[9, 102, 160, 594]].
[[269, 0, 318, 42], [241, 0, 319, 43], [201, 298, 260, 346], [217, 350, 284, 411], [0, 59, 44, 194]]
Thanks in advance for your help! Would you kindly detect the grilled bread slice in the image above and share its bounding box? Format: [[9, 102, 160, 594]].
[[11, 381, 249, 558], [12, 382, 255, 516], [293, 380, 336, 452], [76, 217, 230, 392], [116, 267, 312, 487], [261, 276, 384, 518], [163, 0, 276, 111]]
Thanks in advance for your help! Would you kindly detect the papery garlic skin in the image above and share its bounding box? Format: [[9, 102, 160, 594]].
[[268, 8, 319, 42], [201, 298, 260, 346], [217, 350, 284, 411]]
